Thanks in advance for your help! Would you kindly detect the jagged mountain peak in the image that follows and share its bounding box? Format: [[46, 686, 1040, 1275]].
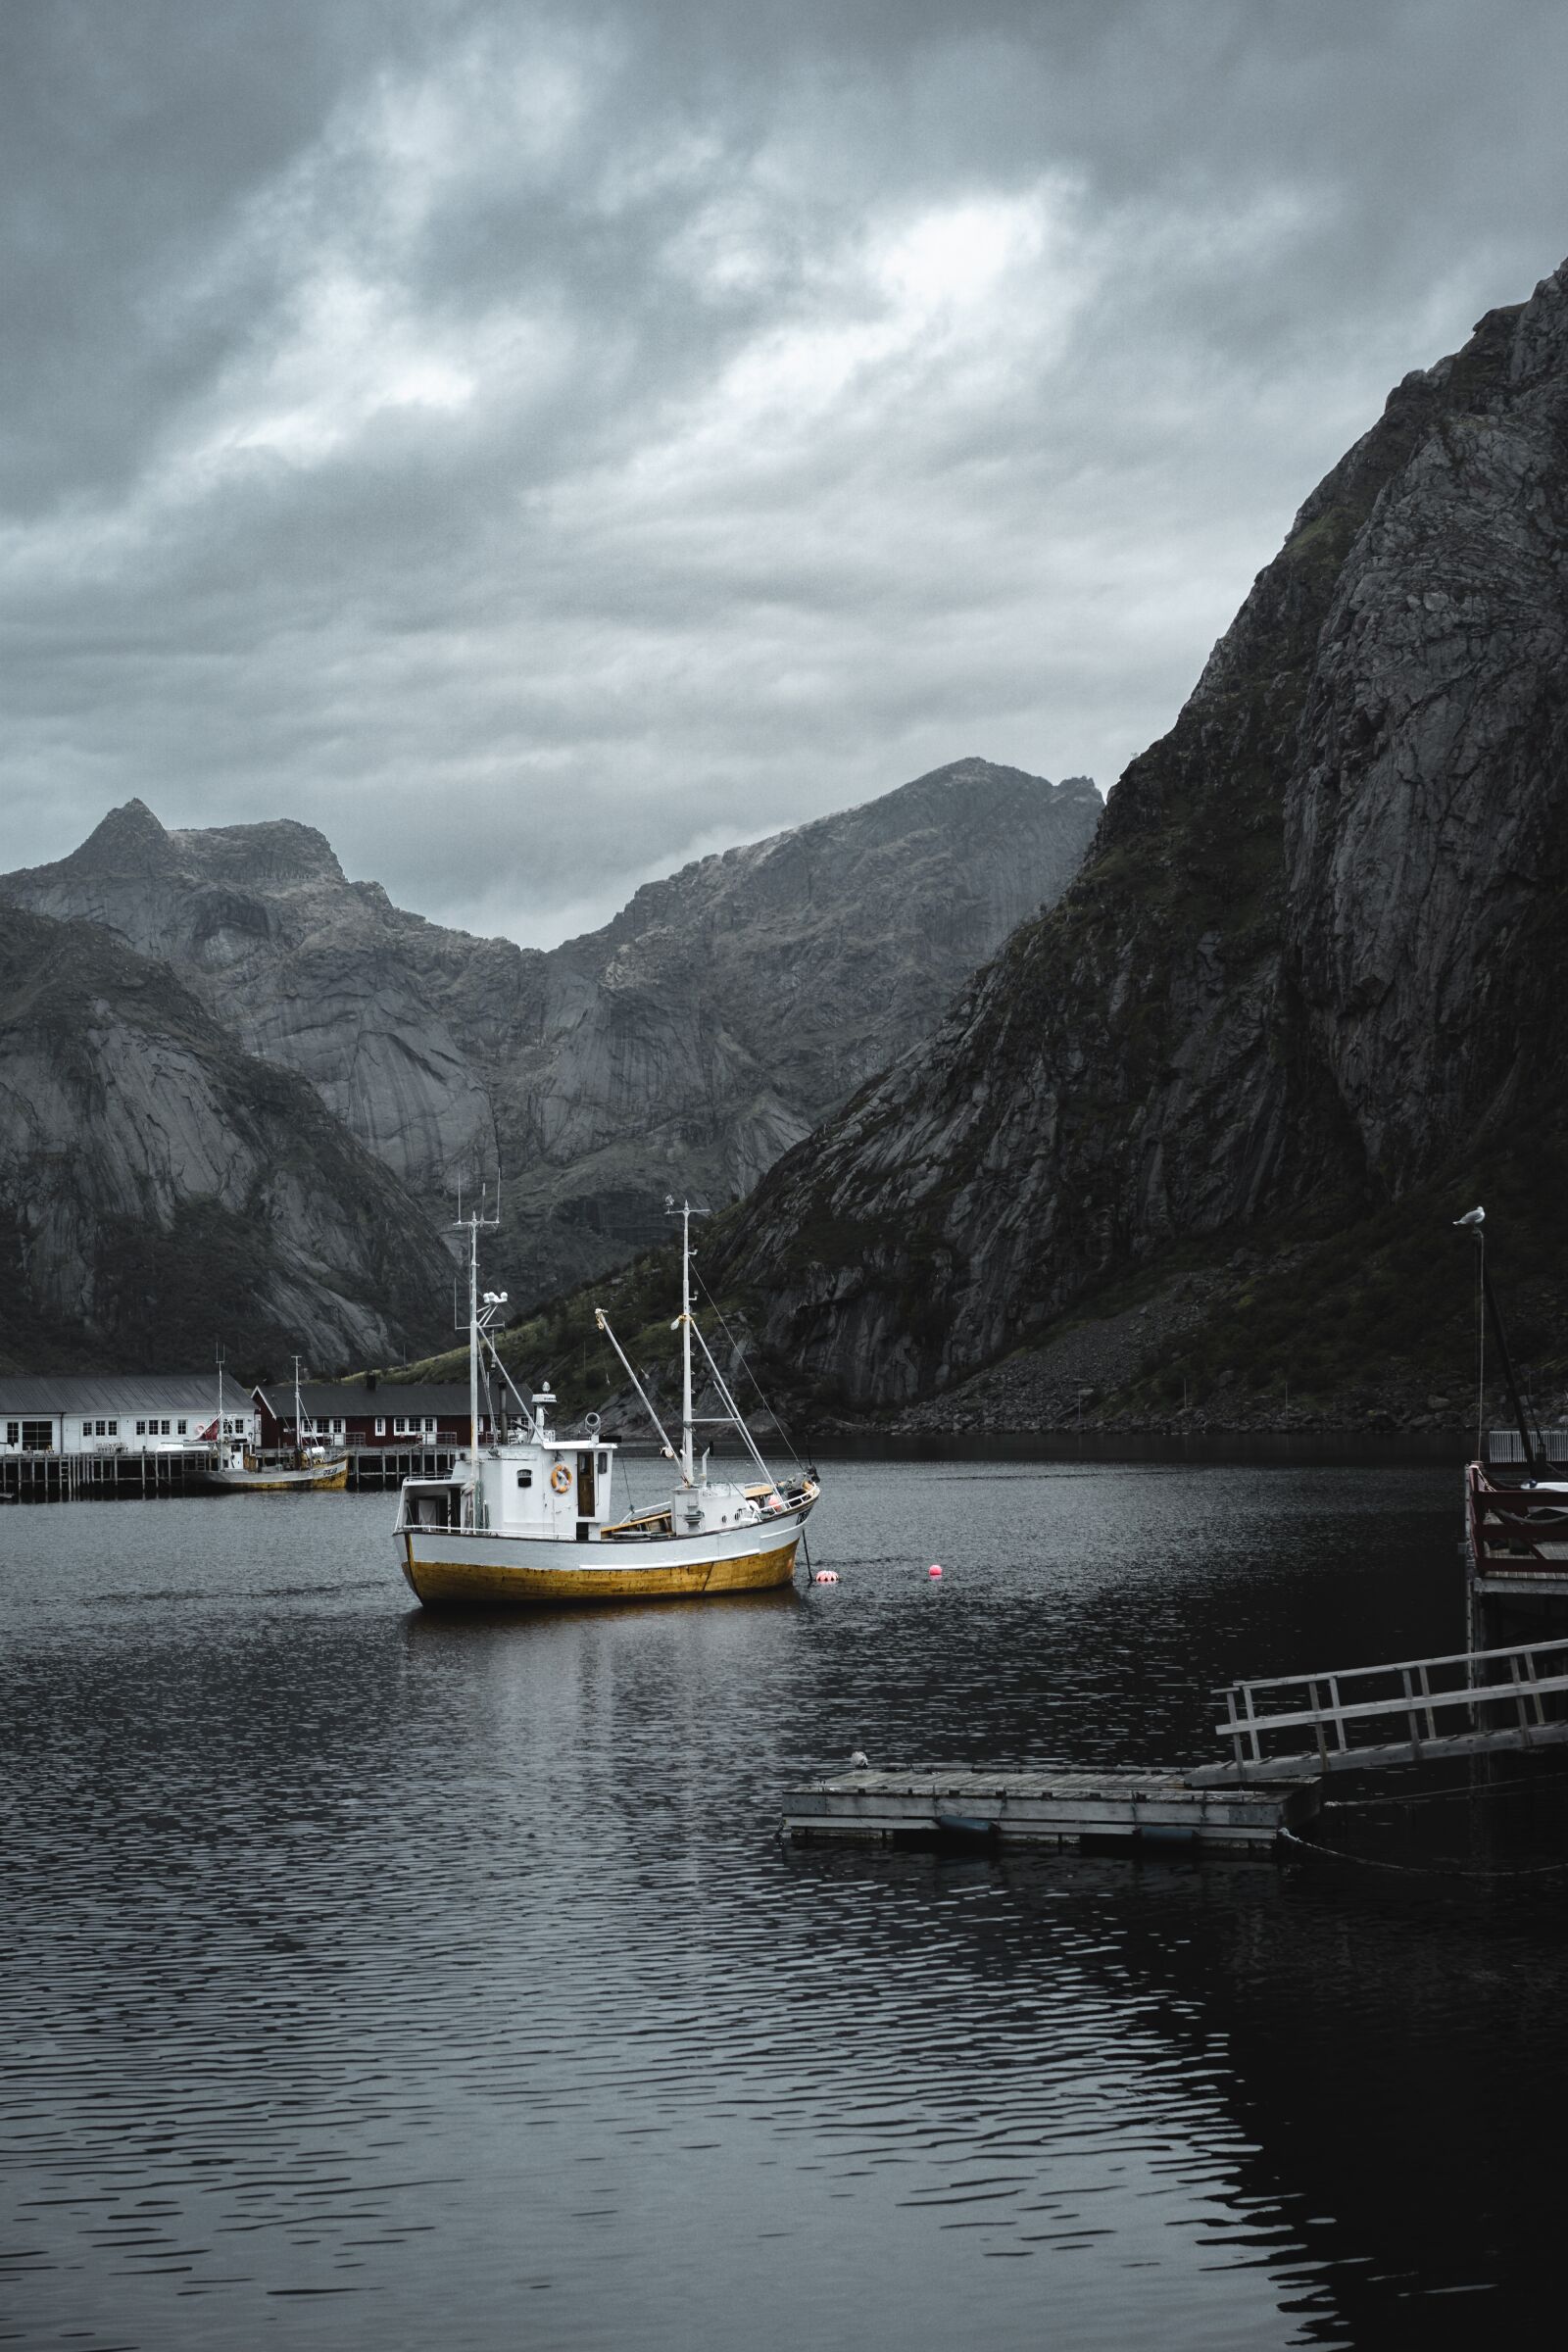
[[58, 797, 172, 877], [581, 758, 1099, 959], [12, 799, 346, 895], [165, 815, 345, 890], [1, 757, 1102, 1341]]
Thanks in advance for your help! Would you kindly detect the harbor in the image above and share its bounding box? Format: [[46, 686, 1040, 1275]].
[[5, 1451, 1566, 2350]]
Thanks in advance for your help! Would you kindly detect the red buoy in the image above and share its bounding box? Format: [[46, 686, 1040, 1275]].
[[927, 1563, 944, 1579]]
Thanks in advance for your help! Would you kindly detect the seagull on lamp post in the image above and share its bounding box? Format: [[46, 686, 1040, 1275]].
[[1453, 1206, 1485, 1227]]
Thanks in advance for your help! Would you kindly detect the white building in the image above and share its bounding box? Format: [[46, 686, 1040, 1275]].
[[0, 1376, 258, 1455]]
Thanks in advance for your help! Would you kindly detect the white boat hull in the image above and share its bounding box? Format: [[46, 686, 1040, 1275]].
[[188, 1455, 350, 1493], [400, 1504, 808, 1607]]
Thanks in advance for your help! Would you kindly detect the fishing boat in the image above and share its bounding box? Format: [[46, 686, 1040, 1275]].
[[188, 1355, 349, 1493], [395, 1202, 818, 1607]]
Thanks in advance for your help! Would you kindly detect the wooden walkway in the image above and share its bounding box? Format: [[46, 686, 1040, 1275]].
[[1192, 1634, 1568, 1783]]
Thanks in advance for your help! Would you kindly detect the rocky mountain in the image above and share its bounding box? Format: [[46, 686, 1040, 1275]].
[[2, 760, 1101, 1309], [711, 263, 1568, 1414], [0, 909, 454, 1374]]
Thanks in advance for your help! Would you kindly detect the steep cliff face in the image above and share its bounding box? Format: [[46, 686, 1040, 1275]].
[[0, 910, 454, 1372], [714, 270, 1568, 1407], [2, 760, 1100, 1303]]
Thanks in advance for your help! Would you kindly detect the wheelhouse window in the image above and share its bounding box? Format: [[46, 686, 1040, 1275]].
[[515, 1468, 533, 1489]]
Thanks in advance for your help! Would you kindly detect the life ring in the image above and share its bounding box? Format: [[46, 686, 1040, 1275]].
[[550, 1462, 572, 1494]]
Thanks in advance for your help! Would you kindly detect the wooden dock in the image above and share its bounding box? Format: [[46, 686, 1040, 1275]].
[[1, 1443, 458, 1501], [781, 1767, 1321, 1850], [783, 1632, 1568, 1857]]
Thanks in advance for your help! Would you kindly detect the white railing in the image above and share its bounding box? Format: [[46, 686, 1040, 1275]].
[[1200, 1636, 1568, 1780], [1488, 1429, 1568, 1462]]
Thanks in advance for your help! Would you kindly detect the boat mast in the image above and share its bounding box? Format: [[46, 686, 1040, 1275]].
[[293, 1352, 304, 1452], [679, 1200, 695, 1485], [456, 1180, 502, 1495], [216, 1345, 224, 1453], [467, 1206, 480, 1487]]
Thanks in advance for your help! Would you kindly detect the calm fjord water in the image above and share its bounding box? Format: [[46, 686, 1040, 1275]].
[[3, 1458, 1565, 2350]]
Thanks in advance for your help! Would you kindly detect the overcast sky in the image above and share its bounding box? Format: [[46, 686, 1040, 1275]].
[[4, 0, 1566, 945]]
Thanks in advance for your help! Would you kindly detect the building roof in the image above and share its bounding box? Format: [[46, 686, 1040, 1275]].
[[0, 1374, 226, 1415], [252, 1380, 474, 1419]]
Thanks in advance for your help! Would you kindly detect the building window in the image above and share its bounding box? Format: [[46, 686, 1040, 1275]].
[[107, 1420, 118, 1438], [161, 1420, 171, 1437], [422, 1416, 435, 1435], [22, 1420, 52, 1451], [136, 1420, 147, 1437], [176, 1419, 187, 1437], [6, 1422, 18, 1446], [374, 1418, 386, 1437]]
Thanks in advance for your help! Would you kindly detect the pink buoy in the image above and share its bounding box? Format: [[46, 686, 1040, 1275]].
[[812, 1569, 839, 1585], [927, 1563, 944, 1579]]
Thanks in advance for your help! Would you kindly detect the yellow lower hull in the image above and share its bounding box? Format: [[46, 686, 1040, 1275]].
[[403, 1535, 800, 1608]]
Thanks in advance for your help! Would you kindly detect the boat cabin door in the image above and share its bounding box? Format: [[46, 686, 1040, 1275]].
[[576, 1448, 596, 1527]]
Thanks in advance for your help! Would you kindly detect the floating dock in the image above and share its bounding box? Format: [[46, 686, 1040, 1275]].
[[781, 1766, 1320, 1850]]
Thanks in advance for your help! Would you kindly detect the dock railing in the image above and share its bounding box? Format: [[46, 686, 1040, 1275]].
[[1199, 1635, 1568, 1781]]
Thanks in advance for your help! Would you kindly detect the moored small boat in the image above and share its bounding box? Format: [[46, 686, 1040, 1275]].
[[188, 1353, 349, 1493], [396, 1202, 818, 1608]]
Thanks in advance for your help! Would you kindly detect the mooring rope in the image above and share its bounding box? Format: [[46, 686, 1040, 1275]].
[[1281, 1825, 1568, 1880], [1323, 1772, 1562, 1811]]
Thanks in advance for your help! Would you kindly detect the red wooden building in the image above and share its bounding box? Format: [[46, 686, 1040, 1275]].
[[250, 1377, 490, 1451]]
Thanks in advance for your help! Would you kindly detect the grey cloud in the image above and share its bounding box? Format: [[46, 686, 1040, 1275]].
[[4, 1, 1568, 942]]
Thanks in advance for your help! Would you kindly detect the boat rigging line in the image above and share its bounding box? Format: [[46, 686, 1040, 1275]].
[[690, 1259, 806, 1475]]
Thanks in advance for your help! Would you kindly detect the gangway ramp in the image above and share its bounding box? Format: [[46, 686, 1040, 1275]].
[[1189, 1635, 1568, 1784]]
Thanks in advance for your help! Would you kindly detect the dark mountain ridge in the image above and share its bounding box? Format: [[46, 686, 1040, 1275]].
[[710, 266, 1568, 1416]]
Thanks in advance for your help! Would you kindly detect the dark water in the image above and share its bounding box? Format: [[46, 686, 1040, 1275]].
[[3, 1459, 1565, 2351]]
